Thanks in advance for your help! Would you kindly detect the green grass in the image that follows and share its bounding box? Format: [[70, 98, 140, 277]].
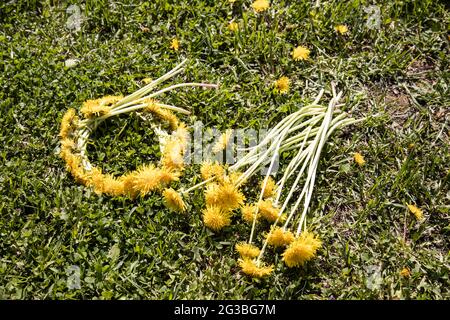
[[0, 0, 449, 299]]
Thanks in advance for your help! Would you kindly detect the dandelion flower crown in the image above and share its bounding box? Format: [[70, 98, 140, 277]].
[[59, 59, 217, 199]]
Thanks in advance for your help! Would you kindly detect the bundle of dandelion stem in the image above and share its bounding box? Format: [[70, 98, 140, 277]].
[[181, 83, 366, 277], [59, 59, 217, 200]]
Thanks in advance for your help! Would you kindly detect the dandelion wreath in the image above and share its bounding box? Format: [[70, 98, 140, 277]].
[[59, 60, 216, 205]]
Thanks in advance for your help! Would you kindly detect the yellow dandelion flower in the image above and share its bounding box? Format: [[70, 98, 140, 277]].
[[278, 213, 287, 224], [227, 171, 243, 185], [163, 188, 187, 213], [274, 76, 290, 94], [241, 204, 259, 224], [158, 109, 180, 130], [170, 38, 180, 51], [131, 165, 171, 196], [80, 99, 111, 118], [142, 78, 153, 85], [200, 161, 225, 181], [102, 174, 125, 196], [204, 183, 219, 204], [251, 0, 270, 13], [143, 98, 161, 113], [261, 176, 277, 198], [60, 149, 89, 185], [228, 21, 239, 32], [354, 152, 365, 166], [161, 138, 185, 171], [145, 101, 179, 129], [400, 267, 411, 278], [60, 148, 73, 164], [71, 166, 89, 185], [87, 168, 106, 194], [257, 199, 279, 222], [292, 45, 310, 61], [63, 152, 79, 172], [334, 24, 349, 34], [98, 95, 123, 107], [266, 226, 295, 247], [162, 153, 184, 172], [205, 182, 245, 211], [59, 147, 71, 162], [235, 242, 261, 259], [120, 173, 139, 198], [158, 168, 180, 185], [132, 165, 161, 195], [282, 231, 322, 268], [60, 138, 76, 151], [229, 0, 237, 3], [145, 99, 181, 129], [59, 108, 78, 139], [173, 123, 189, 150], [213, 129, 233, 153], [407, 204, 424, 221], [60, 148, 80, 172], [202, 206, 232, 231], [238, 258, 273, 278]]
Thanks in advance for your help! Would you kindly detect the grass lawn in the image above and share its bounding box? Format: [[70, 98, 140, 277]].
[[0, 0, 449, 299]]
